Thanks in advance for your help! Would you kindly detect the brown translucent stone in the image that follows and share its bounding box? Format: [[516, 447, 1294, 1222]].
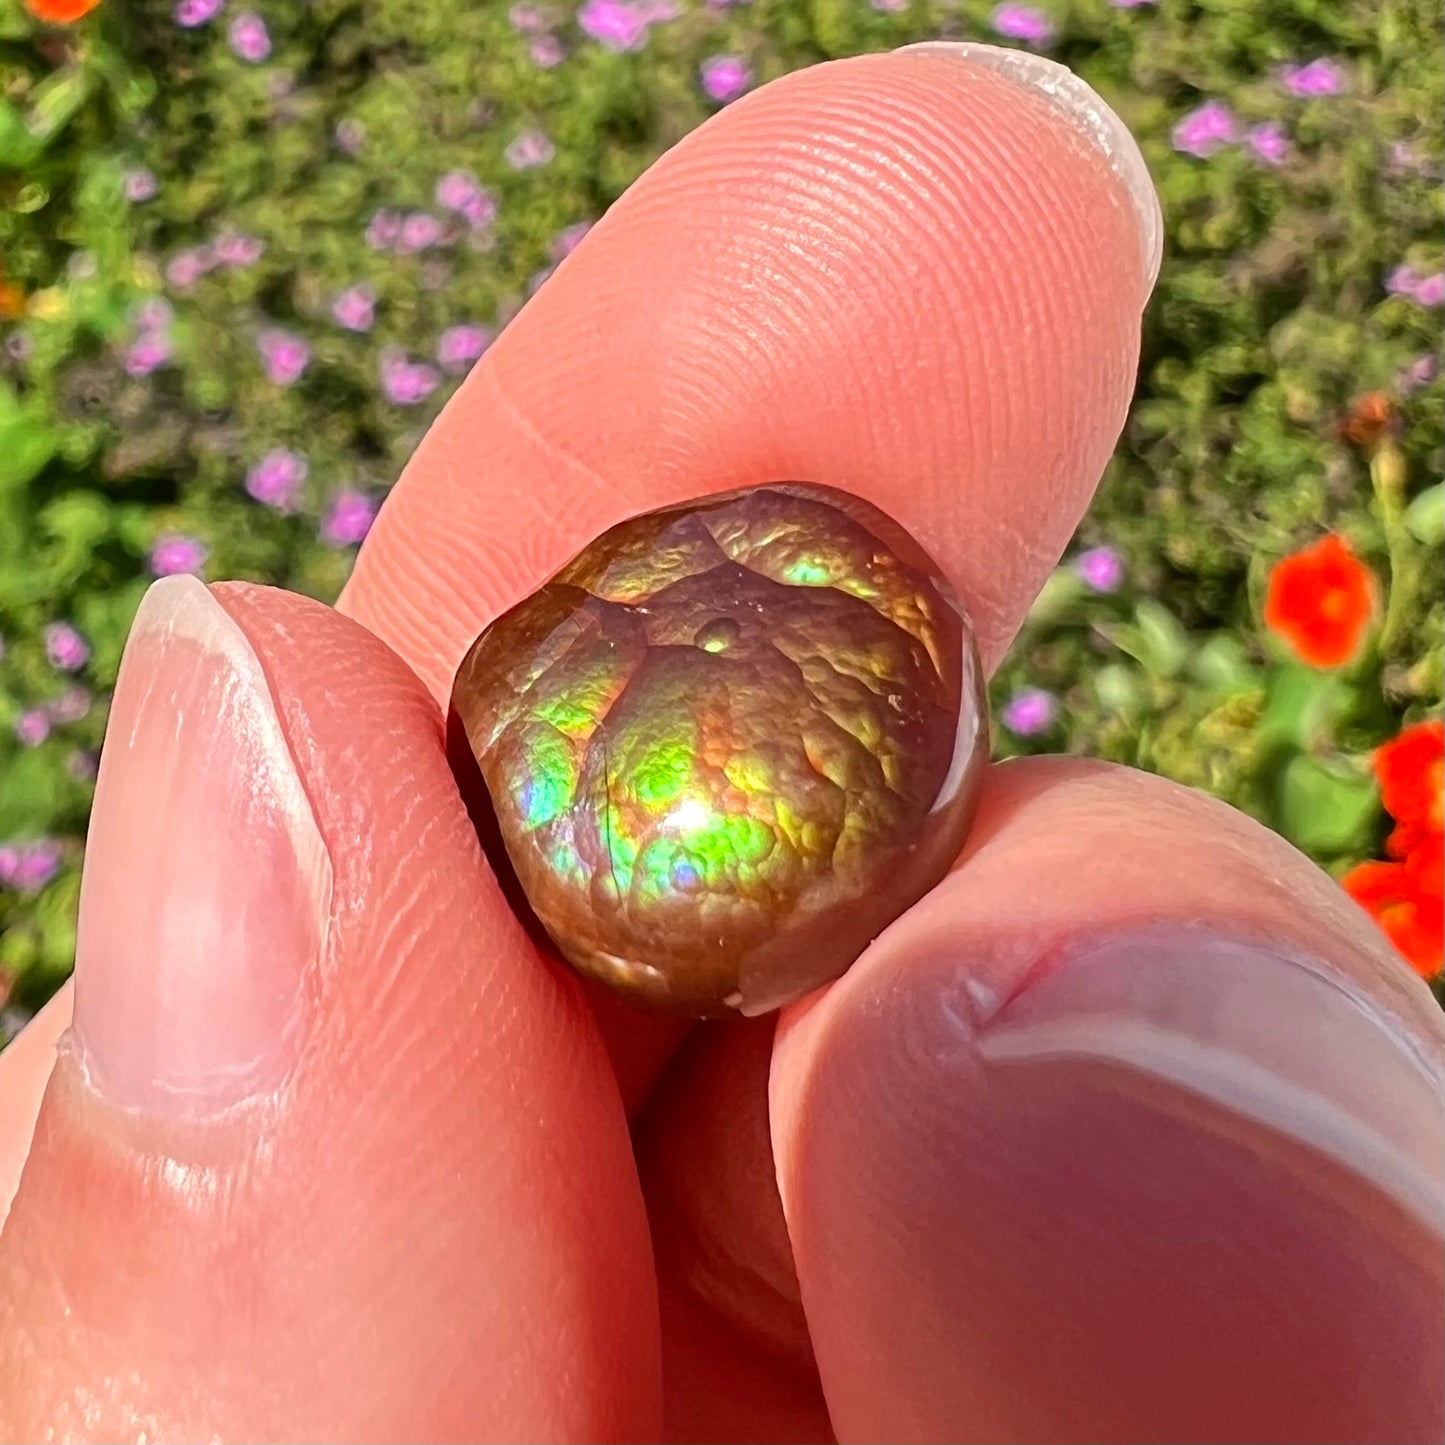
[[450, 482, 987, 1017]]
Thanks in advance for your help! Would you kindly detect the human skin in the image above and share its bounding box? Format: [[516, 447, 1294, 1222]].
[[0, 44, 1441, 1445]]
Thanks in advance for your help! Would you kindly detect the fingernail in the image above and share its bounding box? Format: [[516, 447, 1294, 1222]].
[[900, 42, 1164, 300], [71, 576, 332, 1120], [958, 928, 1445, 1231]]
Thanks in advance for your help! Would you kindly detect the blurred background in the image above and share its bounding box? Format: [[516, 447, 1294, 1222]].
[[0, 0, 1441, 1041]]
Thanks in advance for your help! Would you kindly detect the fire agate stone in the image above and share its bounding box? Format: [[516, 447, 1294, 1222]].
[[451, 483, 987, 1017]]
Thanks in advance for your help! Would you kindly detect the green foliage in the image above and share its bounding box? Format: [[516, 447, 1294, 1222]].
[[1, 0, 1443, 1029]]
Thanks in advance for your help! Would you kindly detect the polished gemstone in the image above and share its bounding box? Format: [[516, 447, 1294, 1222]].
[[451, 482, 987, 1017]]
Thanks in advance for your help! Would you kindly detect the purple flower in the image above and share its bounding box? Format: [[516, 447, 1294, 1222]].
[[67, 749, 99, 781], [1413, 273, 1445, 307], [1386, 141, 1428, 176], [1386, 266, 1445, 305], [990, 3, 1054, 43], [149, 533, 210, 576], [1000, 687, 1058, 737], [436, 169, 483, 213], [334, 118, 366, 154], [1387, 264, 1421, 297], [379, 348, 441, 405], [1245, 121, 1289, 167], [0, 840, 62, 894], [700, 55, 751, 104], [48, 687, 92, 725], [529, 35, 565, 66], [44, 623, 90, 673], [1399, 353, 1440, 394], [174, 0, 224, 25], [14, 710, 51, 748], [460, 189, 499, 230], [331, 283, 376, 332], [550, 221, 592, 260], [870, 0, 907, 12], [577, 0, 649, 51], [133, 297, 174, 333], [123, 168, 158, 203], [436, 324, 492, 373], [228, 11, 271, 62], [257, 327, 310, 385], [165, 246, 217, 289], [4, 331, 32, 362], [396, 212, 444, 254], [320, 489, 378, 546], [365, 209, 403, 250], [1279, 59, 1344, 97], [124, 333, 173, 378], [245, 448, 308, 510], [505, 130, 556, 169], [1074, 545, 1125, 593], [214, 232, 265, 267], [509, 2, 546, 29], [1171, 100, 1239, 158]]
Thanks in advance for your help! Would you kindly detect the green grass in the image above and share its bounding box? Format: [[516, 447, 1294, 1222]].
[[1, 0, 1442, 1033]]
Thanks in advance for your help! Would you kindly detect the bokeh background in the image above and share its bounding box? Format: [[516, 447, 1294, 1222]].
[[1, 0, 1442, 1041]]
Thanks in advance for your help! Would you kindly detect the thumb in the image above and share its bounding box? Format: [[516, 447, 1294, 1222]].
[[771, 758, 1444, 1444], [0, 577, 659, 1442]]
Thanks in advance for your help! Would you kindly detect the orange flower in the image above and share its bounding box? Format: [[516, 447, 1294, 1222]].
[[1338, 391, 1397, 451], [1343, 859, 1443, 978], [0, 272, 24, 322], [1263, 534, 1377, 669], [1375, 719, 1444, 833], [23, 0, 101, 20]]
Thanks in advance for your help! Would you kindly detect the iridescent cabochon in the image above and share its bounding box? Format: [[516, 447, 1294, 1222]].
[[451, 483, 987, 1017]]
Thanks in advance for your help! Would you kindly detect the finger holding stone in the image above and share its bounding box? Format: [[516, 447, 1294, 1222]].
[[771, 757, 1444, 1444], [359, 43, 1161, 1074], [0, 579, 658, 1442]]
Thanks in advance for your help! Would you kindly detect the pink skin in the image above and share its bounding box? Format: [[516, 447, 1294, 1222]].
[[2, 47, 1439, 1444]]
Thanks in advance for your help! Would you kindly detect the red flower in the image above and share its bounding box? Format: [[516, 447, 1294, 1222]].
[[1343, 859, 1443, 979], [1263, 534, 1377, 669], [1345, 718, 1444, 979], [24, 0, 101, 19], [1403, 830, 1443, 900], [1375, 719, 1444, 834]]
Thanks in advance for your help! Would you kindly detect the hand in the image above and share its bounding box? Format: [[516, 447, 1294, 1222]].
[[1, 45, 1440, 1445]]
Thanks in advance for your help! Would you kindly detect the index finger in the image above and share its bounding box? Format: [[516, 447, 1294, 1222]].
[[337, 44, 1161, 1105], [339, 44, 1161, 699]]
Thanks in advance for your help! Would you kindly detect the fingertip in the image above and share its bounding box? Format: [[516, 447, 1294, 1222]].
[[895, 42, 1162, 302]]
